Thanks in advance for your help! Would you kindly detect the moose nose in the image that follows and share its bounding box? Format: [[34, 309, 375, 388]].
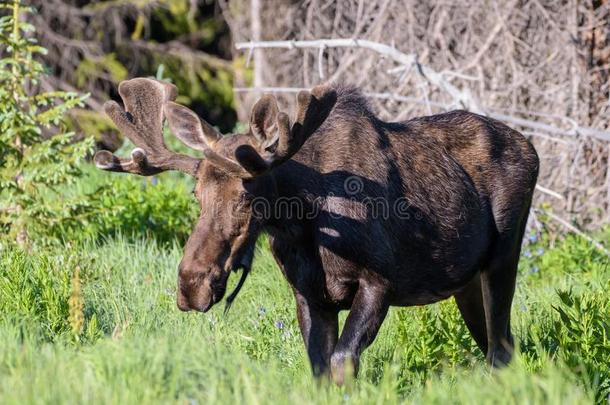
[[176, 286, 192, 312], [176, 275, 192, 311], [176, 272, 214, 312]]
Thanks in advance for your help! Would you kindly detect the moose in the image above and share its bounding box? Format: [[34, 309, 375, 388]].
[[95, 78, 539, 384]]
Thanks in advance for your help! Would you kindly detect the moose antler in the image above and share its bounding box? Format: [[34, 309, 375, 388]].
[[233, 84, 338, 177], [161, 83, 337, 179], [94, 78, 201, 177]]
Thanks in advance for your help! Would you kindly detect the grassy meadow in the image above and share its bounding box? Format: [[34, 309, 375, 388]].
[[0, 169, 609, 405], [1, 2, 609, 403]]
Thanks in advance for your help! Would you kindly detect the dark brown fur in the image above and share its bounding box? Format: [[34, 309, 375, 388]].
[[97, 80, 539, 384], [258, 87, 538, 381]]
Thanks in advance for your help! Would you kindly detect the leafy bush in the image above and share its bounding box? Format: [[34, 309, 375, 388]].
[[553, 287, 610, 401], [0, 1, 93, 245], [87, 173, 198, 245]]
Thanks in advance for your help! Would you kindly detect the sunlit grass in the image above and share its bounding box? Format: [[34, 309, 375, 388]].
[[1, 229, 608, 404]]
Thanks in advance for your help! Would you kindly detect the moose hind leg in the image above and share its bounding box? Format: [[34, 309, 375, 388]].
[[330, 280, 389, 385], [481, 197, 532, 367], [480, 254, 518, 367], [454, 274, 488, 355]]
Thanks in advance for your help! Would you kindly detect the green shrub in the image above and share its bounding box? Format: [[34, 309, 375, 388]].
[[87, 173, 198, 245], [553, 287, 610, 402]]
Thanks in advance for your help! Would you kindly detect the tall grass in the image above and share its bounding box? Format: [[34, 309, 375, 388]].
[[0, 229, 608, 404]]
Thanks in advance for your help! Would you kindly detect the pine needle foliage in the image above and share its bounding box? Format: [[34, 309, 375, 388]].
[[0, 1, 94, 245]]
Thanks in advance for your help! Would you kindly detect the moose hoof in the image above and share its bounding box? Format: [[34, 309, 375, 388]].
[[488, 348, 513, 368], [330, 351, 358, 385]]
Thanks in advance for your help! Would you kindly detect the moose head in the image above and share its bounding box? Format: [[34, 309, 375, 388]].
[[95, 78, 337, 312]]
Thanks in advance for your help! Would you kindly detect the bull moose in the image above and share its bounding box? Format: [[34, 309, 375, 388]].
[[95, 78, 539, 384]]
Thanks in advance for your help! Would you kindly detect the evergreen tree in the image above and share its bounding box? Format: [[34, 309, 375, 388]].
[[0, 0, 94, 245]]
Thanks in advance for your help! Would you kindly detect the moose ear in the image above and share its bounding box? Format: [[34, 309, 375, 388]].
[[235, 144, 270, 176], [164, 101, 222, 150], [249, 95, 280, 146]]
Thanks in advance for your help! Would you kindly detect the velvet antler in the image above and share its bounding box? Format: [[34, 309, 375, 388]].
[[235, 85, 338, 176], [163, 85, 337, 178], [94, 78, 201, 177]]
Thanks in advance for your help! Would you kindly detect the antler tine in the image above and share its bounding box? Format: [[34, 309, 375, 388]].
[[94, 78, 200, 177], [266, 84, 337, 165], [290, 84, 337, 149]]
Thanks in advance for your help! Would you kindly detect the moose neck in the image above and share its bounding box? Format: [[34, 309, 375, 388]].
[[260, 159, 317, 243]]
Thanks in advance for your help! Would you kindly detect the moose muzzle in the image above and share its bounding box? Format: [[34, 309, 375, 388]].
[[177, 266, 228, 312]]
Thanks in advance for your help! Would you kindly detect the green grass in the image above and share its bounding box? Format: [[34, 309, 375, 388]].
[[1, 229, 609, 404]]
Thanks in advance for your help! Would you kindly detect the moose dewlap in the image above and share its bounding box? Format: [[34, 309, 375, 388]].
[[95, 78, 539, 385]]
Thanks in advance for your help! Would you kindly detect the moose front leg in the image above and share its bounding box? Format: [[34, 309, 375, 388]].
[[269, 238, 339, 377], [294, 292, 339, 377], [330, 281, 389, 385]]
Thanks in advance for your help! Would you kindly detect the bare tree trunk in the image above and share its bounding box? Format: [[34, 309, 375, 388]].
[[251, 0, 263, 89]]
